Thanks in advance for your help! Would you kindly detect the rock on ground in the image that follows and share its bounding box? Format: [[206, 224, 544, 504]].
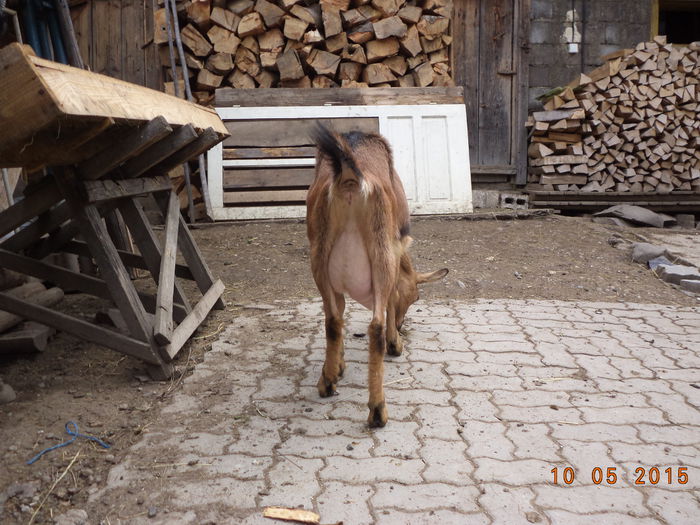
[[631, 242, 667, 263]]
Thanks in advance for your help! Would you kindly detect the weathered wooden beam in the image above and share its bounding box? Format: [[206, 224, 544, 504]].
[[0, 179, 62, 238], [118, 125, 198, 179], [83, 176, 173, 203], [0, 291, 156, 363], [165, 279, 225, 359], [144, 128, 220, 176], [0, 201, 72, 252], [154, 192, 180, 345], [78, 116, 173, 180]]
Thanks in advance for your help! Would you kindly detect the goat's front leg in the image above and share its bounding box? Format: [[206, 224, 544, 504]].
[[386, 289, 403, 357], [318, 292, 346, 397]]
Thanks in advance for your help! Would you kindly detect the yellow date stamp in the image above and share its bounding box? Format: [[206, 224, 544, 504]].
[[551, 466, 689, 485]]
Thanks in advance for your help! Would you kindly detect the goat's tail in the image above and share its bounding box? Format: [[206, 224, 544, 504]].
[[312, 123, 362, 183]]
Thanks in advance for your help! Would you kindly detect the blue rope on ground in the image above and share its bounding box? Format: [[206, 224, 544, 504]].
[[26, 421, 110, 465]]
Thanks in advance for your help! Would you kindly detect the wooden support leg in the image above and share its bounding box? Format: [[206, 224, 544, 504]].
[[118, 197, 192, 313], [153, 191, 180, 345], [153, 193, 225, 309]]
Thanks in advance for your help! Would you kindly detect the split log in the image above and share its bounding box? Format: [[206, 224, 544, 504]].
[[362, 62, 396, 85], [182, 24, 213, 57]]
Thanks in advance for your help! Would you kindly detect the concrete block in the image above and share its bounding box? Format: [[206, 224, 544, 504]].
[[676, 214, 696, 229], [658, 265, 700, 285], [530, 20, 557, 45], [472, 190, 501, 209], [499, 192, 529, 210], [604, 25, 621, 44], [631, 243, 667, 264], [531, 0, 553, 20], [680, 279, 700, 293]]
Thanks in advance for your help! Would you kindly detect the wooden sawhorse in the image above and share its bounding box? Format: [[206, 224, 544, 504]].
[[0, 117, 224, 379]]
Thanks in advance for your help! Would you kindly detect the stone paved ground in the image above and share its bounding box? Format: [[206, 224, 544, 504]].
[[89, 299, 700, 525]]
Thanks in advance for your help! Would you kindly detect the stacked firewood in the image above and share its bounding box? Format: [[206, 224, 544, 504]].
[[527, 36, 700, 193], [155, 0, 453, 101]]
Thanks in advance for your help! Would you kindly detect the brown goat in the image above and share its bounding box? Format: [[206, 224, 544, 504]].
[[306, 125, 447, 427]]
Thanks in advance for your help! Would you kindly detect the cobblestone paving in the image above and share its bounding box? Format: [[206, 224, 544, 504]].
[[91, 299, 700, 524]]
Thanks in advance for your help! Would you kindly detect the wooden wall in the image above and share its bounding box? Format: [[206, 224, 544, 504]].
[[71, 0, 161, 89]]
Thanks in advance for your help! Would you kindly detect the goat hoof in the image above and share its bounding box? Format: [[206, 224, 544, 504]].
[[367, 401, 388, 428], [317, 376, 337, 398], [387, 338, 403, 357]]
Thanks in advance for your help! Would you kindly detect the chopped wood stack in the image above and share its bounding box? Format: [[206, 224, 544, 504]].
[[527, 36, 700, 194], [157, 0, 453, 102]]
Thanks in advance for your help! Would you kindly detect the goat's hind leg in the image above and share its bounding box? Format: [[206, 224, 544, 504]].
[[318, 292, 346, 397]]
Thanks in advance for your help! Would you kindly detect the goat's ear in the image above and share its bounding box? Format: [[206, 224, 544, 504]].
[[417, 268, 449, 284]]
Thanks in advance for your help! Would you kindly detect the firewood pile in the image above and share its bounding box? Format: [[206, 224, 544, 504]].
[[527, 36, 700, 194], [155, 0, 454, 102]]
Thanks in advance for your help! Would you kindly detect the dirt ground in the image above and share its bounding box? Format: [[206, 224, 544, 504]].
[[0, 213, 697, 523]]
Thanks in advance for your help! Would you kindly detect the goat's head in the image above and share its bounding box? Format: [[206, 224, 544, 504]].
[[395, 243, 448, 330]]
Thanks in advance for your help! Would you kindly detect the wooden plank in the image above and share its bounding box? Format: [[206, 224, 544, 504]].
[[118, 125, 199, 178], [0, 291, 156, 363], [514, 0, 531, 185], [153, 192, 180, 346], [118, 198, 192, 312], [539, 175, 589, 185], [83, 176, 173, 203], [223, 118, 378, 147], [223, 189, 308, 204], [144, 128, 220, 176], [78, 116, 173, 180], [9, 44, 228, 132], [121, 0, 145, 86], [164, 279, 225, 359], [143, 0, 162, 90], [0, 43, 228, 167], [223, 168, 315, 189], [215, 87, 465, 107], [223, 158, 315, 167], [154, 193, 224, 308], [0, 180, 62, 238], [452, 0, 479, 166], [223, 146, 317, 159]]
